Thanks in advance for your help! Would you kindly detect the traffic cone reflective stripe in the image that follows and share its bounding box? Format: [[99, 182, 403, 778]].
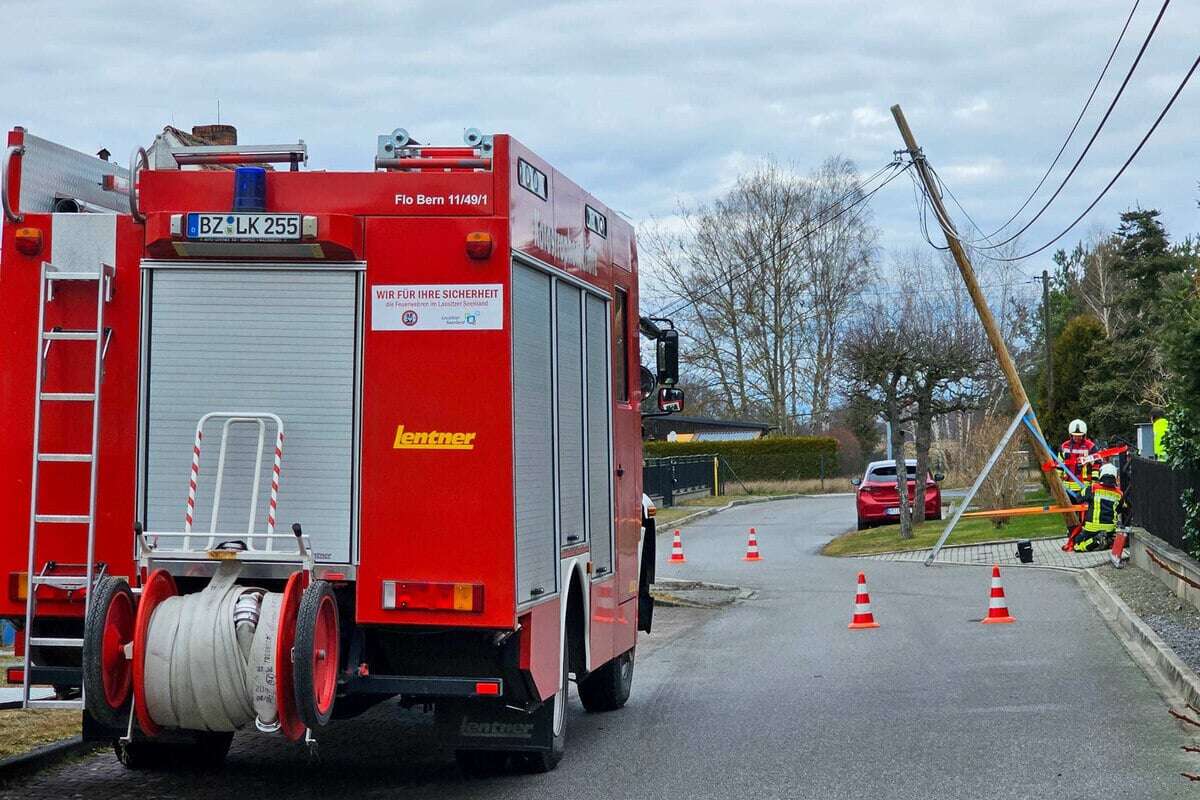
[[848, 571, 879, 629], [668, 529, 686, 563], [743, 527, 762, 561], [981, 563, 1015, 624]]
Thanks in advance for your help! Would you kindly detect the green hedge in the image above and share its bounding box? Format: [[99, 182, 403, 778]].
[[643, 436, 839, 481]]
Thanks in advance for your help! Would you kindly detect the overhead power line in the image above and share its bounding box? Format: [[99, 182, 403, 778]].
[[968, 0, 1143, 242], [652, 161, 910, 319], [986, 49, 1200, 262], [975, 0, 1172, 250]]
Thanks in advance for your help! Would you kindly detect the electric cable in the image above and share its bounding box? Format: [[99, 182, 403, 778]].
[[975, 0, 1172, 249], [968, 0, 1143, 242]]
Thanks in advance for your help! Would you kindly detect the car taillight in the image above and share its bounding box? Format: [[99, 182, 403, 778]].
[[382, 581, 483, 612]]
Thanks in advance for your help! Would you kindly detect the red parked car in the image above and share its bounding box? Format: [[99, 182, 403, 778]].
[[852, 459, 944, 530]]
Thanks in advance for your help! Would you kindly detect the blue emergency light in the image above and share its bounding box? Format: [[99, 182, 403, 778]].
[[232, 166, 267, 212]]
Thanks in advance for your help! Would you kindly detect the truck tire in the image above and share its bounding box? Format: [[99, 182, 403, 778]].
[[83, 576, 135, 730], [293, 580, 339, 728], [518, 645, 568, 773], [114, 731, 233, 770], [577, 647, 634, 712]]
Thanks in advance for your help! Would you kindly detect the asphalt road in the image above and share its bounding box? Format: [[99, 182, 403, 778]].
[[4, 495, 1195, 798]]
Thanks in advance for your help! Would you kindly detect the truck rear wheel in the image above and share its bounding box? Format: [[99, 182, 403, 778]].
[[577, 647, 634, 712], [518, 645, 568, 773]]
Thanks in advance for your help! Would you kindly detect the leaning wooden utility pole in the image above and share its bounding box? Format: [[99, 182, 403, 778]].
[[890, 104, 1078, 527]]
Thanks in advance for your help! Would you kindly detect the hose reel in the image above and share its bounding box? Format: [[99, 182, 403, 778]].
[[85, 562, 338, 741]]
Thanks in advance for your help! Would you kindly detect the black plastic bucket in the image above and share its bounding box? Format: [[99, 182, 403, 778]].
[[1015, 539, 1034, 564]]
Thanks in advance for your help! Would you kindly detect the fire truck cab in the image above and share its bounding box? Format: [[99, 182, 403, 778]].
[[0, 124, 681, 771]]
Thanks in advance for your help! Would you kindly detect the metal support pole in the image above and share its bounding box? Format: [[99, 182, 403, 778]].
[[925, 403, 1029, 566], [1042, 270, 1054, 422]]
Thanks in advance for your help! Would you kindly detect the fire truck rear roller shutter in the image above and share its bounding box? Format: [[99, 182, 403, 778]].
[[144, 268, 358, 562], [512, 263, 558, 601]]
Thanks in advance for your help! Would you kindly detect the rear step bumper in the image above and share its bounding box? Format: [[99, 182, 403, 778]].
[[344, 674, 504, 698]]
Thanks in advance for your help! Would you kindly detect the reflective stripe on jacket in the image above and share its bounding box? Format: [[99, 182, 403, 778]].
[[1083, 483, 1124, 533]]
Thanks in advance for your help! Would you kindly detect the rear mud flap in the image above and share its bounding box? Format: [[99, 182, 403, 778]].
[[638, 521, 656, 633], [437, 697, 555, 753]]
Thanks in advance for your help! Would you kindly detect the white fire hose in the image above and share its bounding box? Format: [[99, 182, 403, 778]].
[[142, 561, 284, 732]]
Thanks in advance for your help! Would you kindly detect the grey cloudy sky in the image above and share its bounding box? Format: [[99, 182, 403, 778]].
[[5, 0, 1197, 291]]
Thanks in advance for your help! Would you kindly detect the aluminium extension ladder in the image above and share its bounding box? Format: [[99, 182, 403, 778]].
[[22, 260, 114, 709]]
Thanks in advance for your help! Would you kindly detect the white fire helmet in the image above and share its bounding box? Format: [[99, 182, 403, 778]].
[[1099, 463, 1118, 481], [1069, 419, 1088, 436]]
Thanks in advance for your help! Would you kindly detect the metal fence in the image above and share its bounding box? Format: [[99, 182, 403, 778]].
[[1128, 456, 1200, 551], [643, 455, 721, 507]]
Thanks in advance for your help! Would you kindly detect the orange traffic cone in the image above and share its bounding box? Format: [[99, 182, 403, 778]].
[[668, 529, 686, 563], [848, 571, 880, 629], [742, 527, 762, 561], [981, 564, 1015, 624]]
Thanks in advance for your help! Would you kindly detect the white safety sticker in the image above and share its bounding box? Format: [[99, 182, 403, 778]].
[[371, 283, 503, 331]]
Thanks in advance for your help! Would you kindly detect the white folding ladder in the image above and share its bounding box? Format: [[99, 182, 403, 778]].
[[22, 260, 114, 709]]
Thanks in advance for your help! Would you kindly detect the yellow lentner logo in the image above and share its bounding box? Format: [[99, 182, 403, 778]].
[[393, 425, 477, 451]]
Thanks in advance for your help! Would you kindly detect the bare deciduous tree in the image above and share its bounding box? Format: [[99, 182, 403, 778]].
[[641, 157, 877, 432]]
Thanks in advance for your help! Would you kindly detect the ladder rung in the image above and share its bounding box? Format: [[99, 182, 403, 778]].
[[40, 392, 95, 402], [31, 575, 89, 589], [37, 453, 94, 462], [45, 270, 102, 281], [42, 330, 100, 341], [34, 514, 90, 524], [25, 699, 83, 709], [28, 637, 83, 648]]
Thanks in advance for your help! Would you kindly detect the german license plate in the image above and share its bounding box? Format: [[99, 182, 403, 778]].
[[186, 213, 301, 241], [886, 507, 900, 515]]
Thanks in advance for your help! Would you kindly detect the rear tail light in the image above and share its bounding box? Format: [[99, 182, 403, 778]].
[[5, 667, 23, 685], [14, 227, 42, 256], [474, 681, 501, 696], [8, 572, 27, 601], [465, 231, 493, 260], [382, 581, 483, 612]]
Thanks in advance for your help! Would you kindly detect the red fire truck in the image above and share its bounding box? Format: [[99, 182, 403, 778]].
[[0, 124, 683, 771]]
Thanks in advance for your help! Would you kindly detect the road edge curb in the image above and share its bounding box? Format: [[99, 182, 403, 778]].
[[1077, 567, 1200, 710], [655, 493, 804, 533], [0, 735, 98, 781]]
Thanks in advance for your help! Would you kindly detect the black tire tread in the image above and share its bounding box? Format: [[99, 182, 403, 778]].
[[577, 647, 634, 712], [293, 580, 338, 729], [83, 576, 134, 730]]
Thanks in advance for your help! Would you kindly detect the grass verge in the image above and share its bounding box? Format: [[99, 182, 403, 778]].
[[0, 710, 80, 759], [822, 512, 1065, 557]]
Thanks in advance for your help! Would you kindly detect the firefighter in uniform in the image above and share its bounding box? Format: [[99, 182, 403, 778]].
[[1059, 419, 1098, 500], [1074, 463, 1128, 552]]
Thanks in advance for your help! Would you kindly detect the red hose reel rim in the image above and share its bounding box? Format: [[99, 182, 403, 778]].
[[132, 569, 177, 737], [101, 588, 135, 709], [310, 593, 339, 716], [275, 571, 307, 741]]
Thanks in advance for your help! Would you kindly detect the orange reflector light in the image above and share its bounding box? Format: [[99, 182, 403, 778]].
[[5, 667, 23, 685], [14, 227, 42, 256], [465, 231, 493, 260], [9, 572, 27, 601], [382, 581, 483, 612], [474, 681, 501, 696]]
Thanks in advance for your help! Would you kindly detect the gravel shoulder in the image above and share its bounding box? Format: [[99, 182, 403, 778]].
[[1099, 562, 1200, 675]]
